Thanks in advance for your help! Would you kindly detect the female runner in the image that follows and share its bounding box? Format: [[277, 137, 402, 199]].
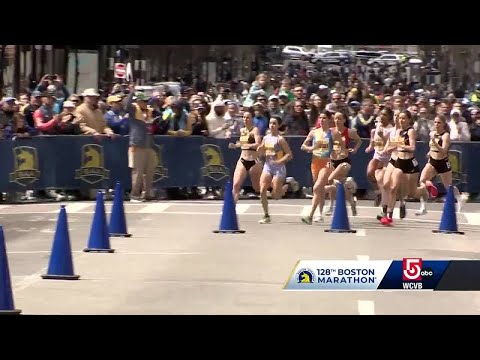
[[381, 110, 425, 225], [378, 110, 405, 220], [257, 117, 293, 224], [228, 111, 262, 203], [300, 112, 342, 224], [365, 107, 394, 214], [416, 114, 465, 214], [324, 112, 362, 216]]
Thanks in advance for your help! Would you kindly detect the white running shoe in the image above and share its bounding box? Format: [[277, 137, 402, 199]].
[[345, 177, 358, 194], [259, 215, 271, 224], [457, 193, 468, 213]]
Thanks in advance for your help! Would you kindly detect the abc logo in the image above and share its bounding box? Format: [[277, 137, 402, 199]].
[[420, 267, 434, 278]]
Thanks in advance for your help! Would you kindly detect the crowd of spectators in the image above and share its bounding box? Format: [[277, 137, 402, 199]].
[[1, 59, 480, 202]]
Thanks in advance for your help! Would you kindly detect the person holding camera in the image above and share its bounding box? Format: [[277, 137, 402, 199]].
[[34, 74, 70, 113], [125, 86, 161, 202]]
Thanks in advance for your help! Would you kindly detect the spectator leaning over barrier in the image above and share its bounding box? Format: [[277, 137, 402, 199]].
[[56, 101, 81, 135], [75, 88, 114, 136], [105, 95, 129, 136], [33, 89, 60, 135], [4, 112, 37, 139], [21, 91, 42, 128], [188, 101, 209, 137], [204, 100, 228, 199], [164, 100, 191, 136], [125, 88, 160, 202]]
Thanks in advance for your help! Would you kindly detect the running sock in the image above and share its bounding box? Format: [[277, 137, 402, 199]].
[[419, 197, 426, 212], [382, 205, 387, 215], [388, 211, 393, 219]]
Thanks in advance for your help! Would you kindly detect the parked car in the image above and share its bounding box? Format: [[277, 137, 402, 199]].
[[367, 54, 404, 66], [353, 51, 383, 61], [282, 46, 312, 61], [311, 51, 350, 66]]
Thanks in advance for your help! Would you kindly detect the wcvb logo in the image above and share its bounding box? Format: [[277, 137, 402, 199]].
[[402, 258, 423, 281]]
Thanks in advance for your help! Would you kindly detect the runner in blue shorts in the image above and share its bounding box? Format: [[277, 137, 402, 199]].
[[257, 117, 293, 224]]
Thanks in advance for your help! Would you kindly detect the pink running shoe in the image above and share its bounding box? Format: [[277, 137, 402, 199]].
[[380, 216, 393, 226]]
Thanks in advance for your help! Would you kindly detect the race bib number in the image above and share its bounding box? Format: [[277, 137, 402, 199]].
[[265, 143, 275, 156]]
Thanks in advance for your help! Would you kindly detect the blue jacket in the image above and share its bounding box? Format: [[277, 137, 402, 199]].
[[105, 110, 129, 136]]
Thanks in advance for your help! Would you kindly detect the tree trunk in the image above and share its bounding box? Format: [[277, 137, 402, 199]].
[[74, 48, 79, 94]]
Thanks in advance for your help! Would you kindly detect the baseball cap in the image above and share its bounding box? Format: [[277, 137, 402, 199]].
[[268, 95, 279, 101], [107, 95, 123, 104], [134, 92, 149, 101], [63, 100, 76, 108]]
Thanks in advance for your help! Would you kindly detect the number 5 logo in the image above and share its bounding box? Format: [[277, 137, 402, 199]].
[[402, 258, 422, 281]]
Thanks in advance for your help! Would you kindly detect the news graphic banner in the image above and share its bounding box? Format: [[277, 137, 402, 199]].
[[284, 259, 480, 291], [0, 135, 475, 192]]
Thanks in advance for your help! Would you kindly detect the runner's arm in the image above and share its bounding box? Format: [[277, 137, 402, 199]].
[[277, 137, 293, 164]]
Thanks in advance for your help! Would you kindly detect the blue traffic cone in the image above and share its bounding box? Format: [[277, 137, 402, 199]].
[[42, 206, 80, 280], [325, 182, 356, 234], [109, 181, 132, 237], [84, 191, 115, 253], [433, 185, 465, 235], [213, 181, 245, 234], [0, 226, 21, 314]]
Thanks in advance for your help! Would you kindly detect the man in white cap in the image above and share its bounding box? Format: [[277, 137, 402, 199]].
[[448, 109, 470, 141], [75, 88, 114, 136], [206, 100, 228, 139]]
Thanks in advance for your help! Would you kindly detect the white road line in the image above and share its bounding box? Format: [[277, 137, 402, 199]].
[[7, 250, 199, 255], [357, 300, 375, 315], [356, 255, 370, 261], [65, 203, 92, 213], [301, 206, 311, 217], [117, 252, 202, 255], [235, 204, 250, 214], [0, 205, 10, 210], [13, 267, 49, 292], [3, 210, 473, 226], [355, 229, 366, 237], [464, 213, 480, 226], [40, 229, 55, 233], [8, 250, 83, 254], [136, 204, 171, 213]]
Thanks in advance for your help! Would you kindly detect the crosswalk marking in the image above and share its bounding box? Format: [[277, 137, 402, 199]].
[[65, 203, 92, 213], [464, 213, 480, 226], [301, 206, 311, 217], [0, 202, 478, 227], [235, 204, 250, 214], [355, 229, 366, 237], [136, 203, 171, 213]]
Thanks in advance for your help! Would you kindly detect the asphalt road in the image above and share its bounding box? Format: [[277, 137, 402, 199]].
[[2, 199, 480, 315]]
